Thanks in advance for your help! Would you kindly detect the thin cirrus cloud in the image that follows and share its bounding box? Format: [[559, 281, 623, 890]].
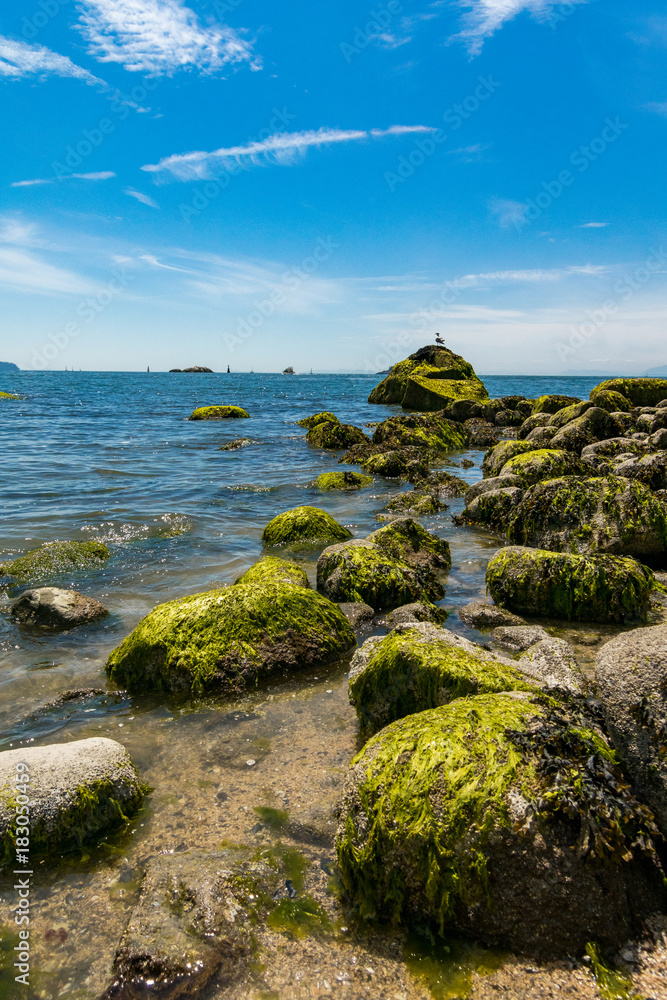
[[74, 0, 260, 75], [142, 125, 437, 181], [11, 172, 116, 188], [0, 36, 105, 85], [452, 0, 587, 55], [124, 187, 159, 208]]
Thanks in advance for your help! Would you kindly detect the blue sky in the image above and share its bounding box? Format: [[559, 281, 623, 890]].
[[0, 0, 666, 373]]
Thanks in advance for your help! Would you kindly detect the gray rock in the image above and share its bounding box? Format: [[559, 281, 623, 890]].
[[380, 601, 445, 626], [517, 412, 551, 439], [596, 626, 667, 834], [464, 474, 523, 505], [101, 850, 276, 999], [0, 738, 144, 859], [519, 638, 582, 694], [459, 602, 526, 629], [524, 426, 557, 446], [615, 452, 667, 490], [11, 587, 108, 631], [649, 428, 667, 449], [338, 601, 375, 627], [493, 625, 549, 652]]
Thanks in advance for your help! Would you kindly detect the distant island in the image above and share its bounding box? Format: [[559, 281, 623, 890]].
[[0, 362, 19, 372]]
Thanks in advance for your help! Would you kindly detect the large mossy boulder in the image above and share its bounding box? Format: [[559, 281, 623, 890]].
[[368, 345, 488, 411], [596, 625, 667, 835], [486, 546, 654, 623], [360, 450, 411, 478], [372, 411, 467, 452], [235, 556, 309, 588], [591, 389, 633, 413], [457, 487, 524, 533], [498, 448, 586, 485], [591, 377, 667, 408], [0, 738, 144, 862], [316, 471, 373, 491], [367, 518, 451, 574], [0, 540, 110, 583], [297, 411, 339, 429], [532, 394, 581, 414], [306, 421, 368, 450], [262, 506, 351, 548], [189, 405, 249, 420], [547, 401, 593, 428], [336, 693, 664, 957], [550, 407, 619, 452], [518, 412, 551, 439], [507, 476, 667, 561], [482, 440, 535, 478], [348, 623, 534, 738], [317, 540, 443, 610], [106, 584, 355, 694]]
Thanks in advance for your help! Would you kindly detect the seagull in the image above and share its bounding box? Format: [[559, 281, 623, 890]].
[[435, 333, 445, 346]]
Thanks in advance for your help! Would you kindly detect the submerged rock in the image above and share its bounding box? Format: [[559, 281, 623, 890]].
[[338, 601, 375, 628], [336, 693, 664, 956], [383, 487, 445, 515], [0, 738, 144, 862], [297, 411, 339, 429], [380, 601, 446, 627], [486, 546, 654, 623], [10, 587, 108, 631], [189, 405, 249, 420], [0, 540, 110, 583], [317, 539, 442, 610], [218, 438, 254, 451], [458, 602, 526, 628], [262, 506, 352, 548], [456, 486, 524, 532], [316, 471, 373, 491], [348, 623, 534, 738], [106, 583, 355, 694], [306, 421, 368, 449], [235, 556, 309, 588], [596, 625, 667, 835], [368, 345, 488, 410], [101, 850, 276, 999]]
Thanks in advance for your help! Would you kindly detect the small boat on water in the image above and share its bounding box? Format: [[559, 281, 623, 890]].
[[282, 366, 295, 375]]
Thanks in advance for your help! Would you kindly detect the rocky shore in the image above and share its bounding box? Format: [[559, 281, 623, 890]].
[[1, 351, 667, 999]]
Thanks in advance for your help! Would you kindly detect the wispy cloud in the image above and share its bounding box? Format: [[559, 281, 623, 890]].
[[142, 125, 436, 181], [447, 143, 491, 162], [452, 1, 588, 56], [74, 0, 260, 75], [489, 197, 528, 228], [579, 221, 609, 228], [0, 218, 98, 295], [454, 265, 607, 287], [0, 36, 105, 85], [645, 101, 667, 116], [124, 187, 159, 208], [11, 172, 116, 188]]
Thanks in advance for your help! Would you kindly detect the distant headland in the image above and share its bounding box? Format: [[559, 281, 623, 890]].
[[0, 362, 19, 372]]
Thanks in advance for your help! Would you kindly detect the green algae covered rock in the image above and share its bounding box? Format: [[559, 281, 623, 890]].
[[262, 506, 352, 548], [486, 546, 654, 623], [372, 411, 467, 452], [360, 450, 410, 478], [507, 475, 667, 560], [481, 440, 536, 478], [368, 517, 451, 575], [317, 539, 442, 610], [591, 377, 667, 407], [316, 471, 373, 491], [383, 486, 444, 516], [550, 406, 620, 452], [0, 737, 144, 863], [106, 583, 355, 694], [348, 623, 534, 738], [457, 487, 524, 532], [499, 448, 586, 485], [336, 693, 665, 956], [297, 411, 339, 429], [0, 391, 19, 400], [590, 389, 633, 413], [518, 412, 551, 439], [368, 345, 488, 411], [532, 394, 581, 414], [0, 540, 111, 583], [189, 405, 249, 420], [547, 400, 593, 428], [235, 556, 309, 588], [306, 421, 368, 450]]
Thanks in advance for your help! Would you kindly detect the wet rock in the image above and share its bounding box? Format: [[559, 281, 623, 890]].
[[486, 546, 655, 623], [297, 411, 339, 429], [306, 421, 368, 450], [456, 487, 524, 532], [596, 625, 667, 835], [507, 475, 667, 561], [218, 438, 254, 451], [380, 601, 446, 627], [10, 587, 108, 630], [336, 692, 665, 957], [316, 471, 373, 490], [368, 345, 488, 410], [360, 449, 410, 478], [464, 475, 523, 505], [101, 850, 276, 999], [550, 407, 620, 452], [591, 377, 667, 407], [650, 428, 667, 449], [348, 623, 534, 738], [235, 556, 310, 588], [580, 437, 647, 473], [615, 452, 667, 491], [518, 638, 582, 695], [495, 408, 523, 427], [499, 448, 586, 484], [383, 487, 445, 515], [458, 602, 526, 628], [372, 410, 467, 452], [532, 394, 581, 414], [317, 539, 443, 610], [106, 584, 355, 695], [548, 400, 594, 427], [481, 440, 536, 478], [0, 540, 110, 583], [493, 625, 549, 652], [338, 602, 375, 627], [589, 388, 633, 413], [464, 418, 499, 449], [0, 738, 144, 861], [524, 426, 558, 447], [262, 506, 352, 548], [518, 412, 552, 439], [420, 469, 468, 497], [367, 517, 451, 575], [188, 405, 249, 420]]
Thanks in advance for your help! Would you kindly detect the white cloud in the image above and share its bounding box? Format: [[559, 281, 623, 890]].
[[645, 101, 667, 116], [489, 197, 528, 229], [447, 143, 491, 161], [453, 1, 587, 55], [11, 172, 116, 188], [75, 0, 259, 75], [0, 36, 105, 85], [579, 221, 609, 228], [142, 125, 436, 181], [124, 187, 159, 207]]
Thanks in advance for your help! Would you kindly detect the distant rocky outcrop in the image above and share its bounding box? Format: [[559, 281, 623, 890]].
[[368, 345, 488, 411], [170, 366, 213, 373], [0, 362, 19, 372]]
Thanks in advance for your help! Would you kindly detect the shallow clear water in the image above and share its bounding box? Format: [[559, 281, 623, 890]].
[[0, 371, 607, 999]]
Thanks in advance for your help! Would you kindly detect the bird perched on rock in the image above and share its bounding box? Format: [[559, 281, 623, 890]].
[[435, 333, 445, 346]]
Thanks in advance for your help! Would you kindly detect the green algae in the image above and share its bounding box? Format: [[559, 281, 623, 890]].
[[368, 518, 451, 573], [372, 412, 467, 452], [349, 628, 535, 738], [316, 471, 373, 491], [0, 392, 19, 400], [267, 895, 332, 938], [499, 448, 586, 484], [262, 506, 352, 548], [235, 555, 310, 588], [591, 377, 667, 407], [253, 806, 289, 830], [297, 411, 339, 429], [368, 346, 488, 409], [384, 488, 444, 515], [0, 539, 110, 582], [532, 394, 581, 414], [360, 450, 410, 477], [586, 943, 638, 1000], [404, 932, 506, 1000], [317, 540, 442, 609], [590, 389, 633, 413], [481, 440, 535, 478], [189, 405, 249, 420], [105, 582, 355, 694], [548, 401, 593, 427], [306, 421, 367, 449]]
